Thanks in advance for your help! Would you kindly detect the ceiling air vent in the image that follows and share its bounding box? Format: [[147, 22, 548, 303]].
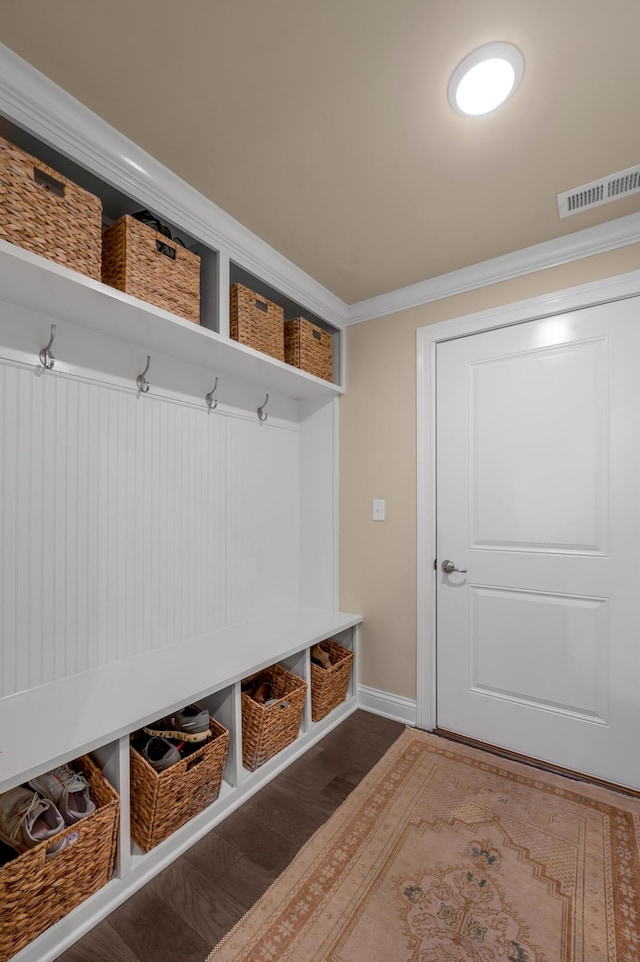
[[557, 164, 640, 218]]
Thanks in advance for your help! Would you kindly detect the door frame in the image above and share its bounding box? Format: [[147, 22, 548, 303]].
[[416, 268, 640, 732]]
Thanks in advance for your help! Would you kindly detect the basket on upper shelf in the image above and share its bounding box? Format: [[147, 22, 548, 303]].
[[0, 136, 102, 281], [102, 214, 201, 323], [285, 317, 333, 382], [230, 283, 285, 361]]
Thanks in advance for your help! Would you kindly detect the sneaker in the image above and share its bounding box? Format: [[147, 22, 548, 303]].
[[0, 787, 65, 854], [144, 704, 211, 743], [140, 736, 182, 772], [28, 765, 96, 825]]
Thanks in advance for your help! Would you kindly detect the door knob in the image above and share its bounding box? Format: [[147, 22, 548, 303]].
[[441, 559, 467, 574]]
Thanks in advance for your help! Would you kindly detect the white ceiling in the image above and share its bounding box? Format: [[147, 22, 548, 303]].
[[2, 0, 640, 304]]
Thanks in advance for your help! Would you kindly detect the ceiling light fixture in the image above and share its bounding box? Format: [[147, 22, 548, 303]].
[[448, 42, 523, 116]]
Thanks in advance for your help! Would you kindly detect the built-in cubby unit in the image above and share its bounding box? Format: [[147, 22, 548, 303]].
[[1, 615, 360, 962], [0, 111, 344, 383], [0, 45, 357, 962]]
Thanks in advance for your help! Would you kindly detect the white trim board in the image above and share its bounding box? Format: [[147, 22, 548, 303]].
[[357, 684, 417, 726], [1, 43, 640, 330], [347, 212, 640, 325], [415, 268, 640, 732]]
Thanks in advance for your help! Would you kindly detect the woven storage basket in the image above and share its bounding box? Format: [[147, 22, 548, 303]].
[[284, 317, 333, 382], [310, 638, 354, 722], [0, 136, 102, 280], [0, 754, 119, 962], [130, 717, 229, 852], [102, 214, 201, 323], [230, 283, 285, 361], [241, 664, 307, 771]]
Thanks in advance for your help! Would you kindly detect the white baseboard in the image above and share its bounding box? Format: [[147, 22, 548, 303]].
[[357, 684, 417, 726]]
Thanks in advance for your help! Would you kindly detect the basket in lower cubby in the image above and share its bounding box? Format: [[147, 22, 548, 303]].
[[0, 754, 119, 962], [130, 717, 229, 852], [241, 664, 307, 771], [311, 638, 354, 722]]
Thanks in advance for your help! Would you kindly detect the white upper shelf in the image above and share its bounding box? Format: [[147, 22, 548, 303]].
[[0, 239, 344, 400]]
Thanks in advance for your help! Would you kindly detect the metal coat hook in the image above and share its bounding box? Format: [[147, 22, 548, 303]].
[[257, 394, 269, 422], [205, 377, 219, 411], [39, 324, 56, 370], [136, 355, 151, 393]]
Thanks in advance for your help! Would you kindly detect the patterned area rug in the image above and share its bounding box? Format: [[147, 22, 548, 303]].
[[208, 729, 640, 962]]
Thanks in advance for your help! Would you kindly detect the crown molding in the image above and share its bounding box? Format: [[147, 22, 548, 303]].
[[2, 44, 639, 333], [0, 44, 348, 329], [346, 211, 640, 325]]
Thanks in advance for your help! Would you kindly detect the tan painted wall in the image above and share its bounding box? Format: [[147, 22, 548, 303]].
[[340, 244, 640, 701]]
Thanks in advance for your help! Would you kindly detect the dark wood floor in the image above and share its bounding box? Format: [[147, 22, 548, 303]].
[[57, 710, 404, 962]]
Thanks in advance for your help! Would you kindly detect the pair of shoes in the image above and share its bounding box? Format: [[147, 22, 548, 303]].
[[144, 703, 211, 743], [139, 735, 182, 772], [311, 644, 332, 670], [0, 764, 95, 856]]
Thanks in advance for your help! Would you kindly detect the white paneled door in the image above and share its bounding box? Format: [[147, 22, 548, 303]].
[[436, 297, 640, 789]]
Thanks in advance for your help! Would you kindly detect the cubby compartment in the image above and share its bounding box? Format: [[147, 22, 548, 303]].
[[230, 262, 342, 385], [129, 715, 229, 852], [310, 638, 354, 722], [0, 755, 119, 962], [241, 663, 308, 772]]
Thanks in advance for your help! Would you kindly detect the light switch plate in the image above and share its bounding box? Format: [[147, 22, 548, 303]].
[[372, 499, 385, 522]]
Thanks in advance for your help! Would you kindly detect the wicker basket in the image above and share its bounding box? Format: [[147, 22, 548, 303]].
[[0, 755, 119, 962], [241, 664, 307, 771], [130, 717, 229, 852], [284, 317, 333, 382], [0, 136, 102, 280], [230, 283, 284, 361], [310, 639, 354, 722], [102, 215, 201, 323]]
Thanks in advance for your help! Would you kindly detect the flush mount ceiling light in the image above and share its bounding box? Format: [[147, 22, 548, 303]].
[[448, 42, 523, 116]]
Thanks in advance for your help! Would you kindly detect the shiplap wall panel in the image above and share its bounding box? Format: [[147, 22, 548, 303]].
[[299, 398, 337, 610], [226, 418, 299, 625], [0, 361, 269, 697]]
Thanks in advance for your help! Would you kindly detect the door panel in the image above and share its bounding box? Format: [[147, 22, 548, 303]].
[[436, 298, 640, 788], [469, 586, 608, 721], [470, 338, 608, 553]]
